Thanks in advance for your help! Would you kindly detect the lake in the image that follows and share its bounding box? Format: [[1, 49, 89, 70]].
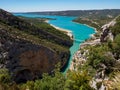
[[14, 13, 95, 72]]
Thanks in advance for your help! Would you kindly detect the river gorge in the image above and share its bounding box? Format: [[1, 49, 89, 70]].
[[14, 13, 95, 72]]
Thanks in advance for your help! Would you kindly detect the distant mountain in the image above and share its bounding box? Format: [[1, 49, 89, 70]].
[[0, 9, 73, 83], [26, 9, 120, 17]]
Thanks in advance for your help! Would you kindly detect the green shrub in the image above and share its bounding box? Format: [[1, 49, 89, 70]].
[[65, 71, 94, 90], [86, 44, 116, 75], [112, 34, 120, 59], [0, 68, 11, 84]]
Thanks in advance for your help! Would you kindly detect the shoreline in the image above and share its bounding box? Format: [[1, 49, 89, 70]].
[[69, 22, 98, 71], [45, 20, 98, 71], [84, 24, 98, 39], [46, 19, 97, 40], [72, 21, 97, 32], [44, 20, 73, 39], [44, 20, 49, 23], [83, 24, 97, 33], [82, 23, 98, 39], [72, 21, 97, 39]]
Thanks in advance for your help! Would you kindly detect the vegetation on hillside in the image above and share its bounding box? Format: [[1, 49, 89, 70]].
[[76, 16, 120, 89], [0, 8, 73, 88], [110, 16, 120, 36], [0, 65, 94, 90], [0, 11, 72, 48], [74, 14, 118, 31], [19, 17, 70, 40], [73, 10, 120, 39], [0, 8, 73, 70]]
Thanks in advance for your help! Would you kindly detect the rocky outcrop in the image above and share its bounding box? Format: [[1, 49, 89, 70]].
[[100, 27, 115, 42], [8, 45, 59, 83], [0, 27, 70, 83], [70, 49, 88, 71], [100, 28, 110, 42], [100, 18, 116, 42]]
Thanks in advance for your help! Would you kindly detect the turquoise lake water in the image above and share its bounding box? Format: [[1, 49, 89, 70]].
[[14, 13, 95, 72]]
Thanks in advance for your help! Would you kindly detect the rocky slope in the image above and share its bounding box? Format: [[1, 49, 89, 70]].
[[70, 15, 120, 89], [0, 9, 73, 83]]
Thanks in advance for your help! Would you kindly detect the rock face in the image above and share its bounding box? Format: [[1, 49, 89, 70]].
[[8, 45, 60, 83], [0, 9, 72, 83], [0, 25, 70, 83], [100, 28, 114, 42], [100, 28, 110, 42], [0, 29, 54, 83], [100, 18, 116, 42]]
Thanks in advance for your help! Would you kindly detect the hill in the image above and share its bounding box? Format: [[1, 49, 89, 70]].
[[0, 9, 73, 83], [26, 9, 120, 17], [70, 14, 120, 89], [26, 9, 120, 34]]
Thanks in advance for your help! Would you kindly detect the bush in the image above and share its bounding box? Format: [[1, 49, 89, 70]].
[[0, 68, 11, 84], [112, 34, 120, 59], [111, 21, 120, 36], [65, 71, 93, 90], [86, 44, 116, 75]]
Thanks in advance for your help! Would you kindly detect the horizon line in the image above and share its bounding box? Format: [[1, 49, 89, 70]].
[[11, 8, 120, 13]]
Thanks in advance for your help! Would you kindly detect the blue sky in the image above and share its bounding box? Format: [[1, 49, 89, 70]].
[[0, 0, 120, 12]]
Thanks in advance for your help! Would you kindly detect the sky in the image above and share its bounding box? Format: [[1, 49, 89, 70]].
[[0, 0, 120, 12]]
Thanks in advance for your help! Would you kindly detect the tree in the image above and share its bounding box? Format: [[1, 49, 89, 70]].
[[112, 34, 120, 59], [65, 71, 93, 90], [34, 63, 66, 90]]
